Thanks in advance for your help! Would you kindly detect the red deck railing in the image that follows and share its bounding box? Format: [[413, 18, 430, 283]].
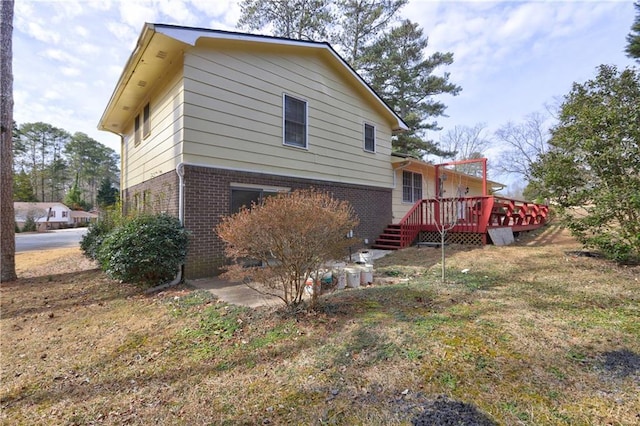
[[396, 196, 549, 248]]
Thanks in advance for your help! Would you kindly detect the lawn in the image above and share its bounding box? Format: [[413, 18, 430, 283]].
[[1, 224, 638, 425]]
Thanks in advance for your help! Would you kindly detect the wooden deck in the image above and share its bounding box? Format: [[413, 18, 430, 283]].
[[373, 196, 549, 250]]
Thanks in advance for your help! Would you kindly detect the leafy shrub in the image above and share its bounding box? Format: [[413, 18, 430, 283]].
[[22, 217, 36, 232], [96, 213, 189, 284], [80, 219, 115, 260], [80, 205, 123, 260]]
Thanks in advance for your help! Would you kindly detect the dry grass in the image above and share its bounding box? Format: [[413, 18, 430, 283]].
[[1, 226, 639, 425]]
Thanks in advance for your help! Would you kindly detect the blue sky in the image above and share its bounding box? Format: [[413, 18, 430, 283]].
[[14, 0, 636, 162]]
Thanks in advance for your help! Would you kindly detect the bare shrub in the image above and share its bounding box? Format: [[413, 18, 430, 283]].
[[216, 189, 359, 306]]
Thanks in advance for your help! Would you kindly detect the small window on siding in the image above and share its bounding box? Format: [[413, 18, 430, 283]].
[[134, 114, 141, 146], [364, 123, 375, 152], [143, 103, 150, 138], [402, 171, 422, 203], [283, 94, 307, 148]]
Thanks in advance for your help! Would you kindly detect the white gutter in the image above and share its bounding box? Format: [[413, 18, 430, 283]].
[[146, 162, 186, 293]]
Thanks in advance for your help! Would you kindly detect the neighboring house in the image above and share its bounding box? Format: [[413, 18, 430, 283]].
[[98, 24, 408, 279], [70, 210, 99, 225], [14, 202, 73, 231]]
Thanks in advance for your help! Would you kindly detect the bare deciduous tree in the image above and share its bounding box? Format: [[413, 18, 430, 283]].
[[1, 0, 16, 282], [438, 123, 491, 176], [493, 112, 551, 182]]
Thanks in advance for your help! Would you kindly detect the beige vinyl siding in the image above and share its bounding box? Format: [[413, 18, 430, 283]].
[[182, 46, 394, 188], [122, 69, 185, 190]]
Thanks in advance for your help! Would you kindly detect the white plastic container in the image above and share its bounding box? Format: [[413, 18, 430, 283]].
[[358, 250, 373, 264], [359, 264, 373, 285], [345, 267, 360, 288], [334, 269, 347, 290]]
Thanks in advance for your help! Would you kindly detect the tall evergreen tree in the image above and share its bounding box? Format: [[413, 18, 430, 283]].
[[14, 122, 70, 202], [13, 168, 37, 202], [96, 177, 118, 208], [626, 1, 640, 62], [237, 0, 332, 40], [333, 0, 407, 68], [65, 132, 119, 206], [360, 20, 461, 157]]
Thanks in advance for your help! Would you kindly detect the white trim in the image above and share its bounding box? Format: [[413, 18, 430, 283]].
[[282, 93, 308, 149], [140, 161, 394, 190], [230, 182, 290, 193]]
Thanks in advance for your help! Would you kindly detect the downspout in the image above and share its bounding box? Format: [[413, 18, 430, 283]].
[[146, 162, 186, 293]]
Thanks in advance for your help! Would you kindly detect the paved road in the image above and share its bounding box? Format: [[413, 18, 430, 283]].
[[15, 228, 88, 252]]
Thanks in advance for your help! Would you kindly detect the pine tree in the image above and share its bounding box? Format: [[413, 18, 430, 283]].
[[360, 20, 461, 158], [625, 2, 640, 62]]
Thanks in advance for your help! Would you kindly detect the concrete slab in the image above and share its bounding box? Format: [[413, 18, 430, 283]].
[[188, 277, 283, 308], [187, 250, 393, 308]]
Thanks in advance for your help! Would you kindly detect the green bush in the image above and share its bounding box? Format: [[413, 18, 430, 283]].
[[22, 217, 36, 232], [80, 219, 116, 260], [96, 214, 189, 284]]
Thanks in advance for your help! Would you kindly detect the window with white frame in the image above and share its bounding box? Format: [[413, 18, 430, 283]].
[[134, 114, 141, 146], [143, 102, 150, 138], [402, 171, 422, 203], [364, 123, 375, 152], [283, 94, 307, 148]]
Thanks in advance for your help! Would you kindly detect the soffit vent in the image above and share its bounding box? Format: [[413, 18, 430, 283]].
[[137, 80, 147, 87], [156, 50, 168, 59]]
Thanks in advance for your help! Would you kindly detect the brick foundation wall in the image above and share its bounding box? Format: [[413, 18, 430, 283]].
[[182, 165, 392, 279], [122, 166, 392, 279], [122, 172, 180, 218]]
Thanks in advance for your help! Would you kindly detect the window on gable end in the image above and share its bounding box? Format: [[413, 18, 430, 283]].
[[283, 94, 307, 148], [143, 103, 150, 138], [134, 114, 141, 146], [364, 123, 376, 152]]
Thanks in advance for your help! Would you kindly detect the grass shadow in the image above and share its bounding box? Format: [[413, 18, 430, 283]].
[[0, 269, 151, 320]]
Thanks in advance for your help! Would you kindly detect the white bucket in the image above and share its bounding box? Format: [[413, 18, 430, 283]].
[[359, 264, 373, 285], [345, 267, 360, 288], [358, 250, 373, 264], [334, 269, 347, 290]]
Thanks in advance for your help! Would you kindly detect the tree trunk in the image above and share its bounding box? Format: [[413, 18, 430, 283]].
[[0, 0, 16, 282]]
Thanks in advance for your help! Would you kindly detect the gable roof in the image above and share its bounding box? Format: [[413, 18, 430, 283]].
[[14, 202, 70, 211], [98, 23, 408, 135]]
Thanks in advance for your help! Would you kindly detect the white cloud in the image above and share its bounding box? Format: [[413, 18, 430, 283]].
[[117, 0, 159, 28], [157, 0, 199, 25], [23, 21, 61, 44], [42, 49, 86, 66], [75, 25, 89, 38], [61, 67, 82, 77]]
